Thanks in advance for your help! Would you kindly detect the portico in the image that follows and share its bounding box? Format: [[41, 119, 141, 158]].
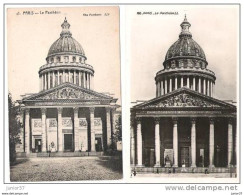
[[18, 83, 117, 155], [131, 88, 236, 170]]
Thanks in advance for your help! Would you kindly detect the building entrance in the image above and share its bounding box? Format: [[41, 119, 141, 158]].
[[95, 137, 103, 151], [64, 134, 73, 151], [180, 147, 190, 167], [34, 139, 42, 153]]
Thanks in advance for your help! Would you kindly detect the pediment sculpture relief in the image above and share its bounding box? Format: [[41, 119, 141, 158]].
[[39, 87, 99, 100], [145, 93, 220, 108]]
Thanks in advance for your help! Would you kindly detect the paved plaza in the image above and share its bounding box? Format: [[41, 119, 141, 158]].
[[10, 156, 122, 181]]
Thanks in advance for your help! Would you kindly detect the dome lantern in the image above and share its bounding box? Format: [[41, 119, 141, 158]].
[[179, 14, 192, 38], [60, 17, 72, 37]]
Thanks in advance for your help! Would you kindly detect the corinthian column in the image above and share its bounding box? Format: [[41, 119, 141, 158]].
[[181, 76, 183, 88], [57, 107, 63, 152], [203, 78, 206, 95], [161, 80, 164, 95], [193, 76, 196, 91], [169, 77, 172, 92], [89, 107, 95, 152], [106, 107, 112, 148], [154, 117, 161, 167], [187, 76, 190, 88], [131, 117, 135, 165], [191, 118, 196, 167], [228, 119, 233, 166], [79, 71, 81, 86], [136, 117, 143, 167], [25, 108, 30, 154], [173, 117, 178, 167], [74, 107, 79, 151], [198, 77, 201, 93], [165, 78, 168, 94], [175, 76, 178, 90], [41, 108, 47, 152], [209, 118, 215, 168]]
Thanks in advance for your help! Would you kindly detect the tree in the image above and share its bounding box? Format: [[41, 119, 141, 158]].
[[113, 114, 122, 142], [9, 93, 22, 164]]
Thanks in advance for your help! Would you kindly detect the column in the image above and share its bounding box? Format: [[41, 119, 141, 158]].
[[25, 108, 30, 154], [52, 71, 55, 87], [88, 73, 91, 89], [203, 78, 206, 95], [48, 72, 50, 89], [74, 71, 76, 85], [212, 82, 214, 98], [165, 78, 168, 94], [169, 77, 172, 92], [154, 117, 161, 167], [91, 74, 94, 90], [206, 79, 209, 96], [209, 118, 215, 168], [106, 107, 112, 148], [175, 76, 178, 90], [136, 117, 143, 167], [79, 71, 81, 87], [41, 108, 47, 152], [228, 119, 233, 166], [89, 107, 96, 152], [131, 118, 135, 165], [198, 77, 201, 93], [187, 76, 190, 88], [181, 76, 183, 88], [191, 118, 196, 167], [193, 76, 196, 91], [57, 70, 60, 85], [57, 107, 63, 152], [161, 80, 164, 95], [73, 107, 79, 151], [173, 117, 178, 167], [83, 72, 86, 88]]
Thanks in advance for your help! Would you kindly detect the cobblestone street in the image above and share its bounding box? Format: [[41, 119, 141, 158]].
[[10, 156, 122, 181]]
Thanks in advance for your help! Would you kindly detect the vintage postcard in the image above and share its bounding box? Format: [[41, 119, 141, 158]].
[[7, 6, 122, 182], [128, 5, 239, 183]]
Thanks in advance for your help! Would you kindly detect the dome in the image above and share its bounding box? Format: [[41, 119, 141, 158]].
[[164, 15, 206, 61], [165, 38, 206, 60], [47, 18, 86, 57]]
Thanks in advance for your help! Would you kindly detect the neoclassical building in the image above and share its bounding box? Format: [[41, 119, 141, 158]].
[[131, 16, 237, 172], [16, 18, 118, 156]]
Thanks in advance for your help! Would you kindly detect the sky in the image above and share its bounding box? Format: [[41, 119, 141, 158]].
[[7, 6, 121, 103], [128, 5, 239, 103]]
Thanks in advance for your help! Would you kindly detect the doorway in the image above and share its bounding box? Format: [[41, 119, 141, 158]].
[[64, 134, 73, 151], [35, 139, 42, 153], [95, 137, 103, 151], [180, 147, 190, 167]]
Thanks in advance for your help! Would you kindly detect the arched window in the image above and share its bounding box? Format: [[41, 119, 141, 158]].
[[79, 57, 82, 63], [73, 56, 76, 62], [57, 56, 61, 63]]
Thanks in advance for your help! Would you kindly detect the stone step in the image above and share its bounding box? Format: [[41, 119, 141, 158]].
[[133, 166, 236, 173]]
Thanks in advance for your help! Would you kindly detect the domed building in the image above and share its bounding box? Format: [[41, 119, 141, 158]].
[[16, 18, 118, 156], [131, 16, 237, 173]]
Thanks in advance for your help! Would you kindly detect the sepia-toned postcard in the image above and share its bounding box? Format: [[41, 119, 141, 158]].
[[128, 5, 239, 183], [7, 6, 122, 182]]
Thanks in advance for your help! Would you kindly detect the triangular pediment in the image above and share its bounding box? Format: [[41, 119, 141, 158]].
[[133, 88, 236, 110], [23, 83, 114, 101]]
